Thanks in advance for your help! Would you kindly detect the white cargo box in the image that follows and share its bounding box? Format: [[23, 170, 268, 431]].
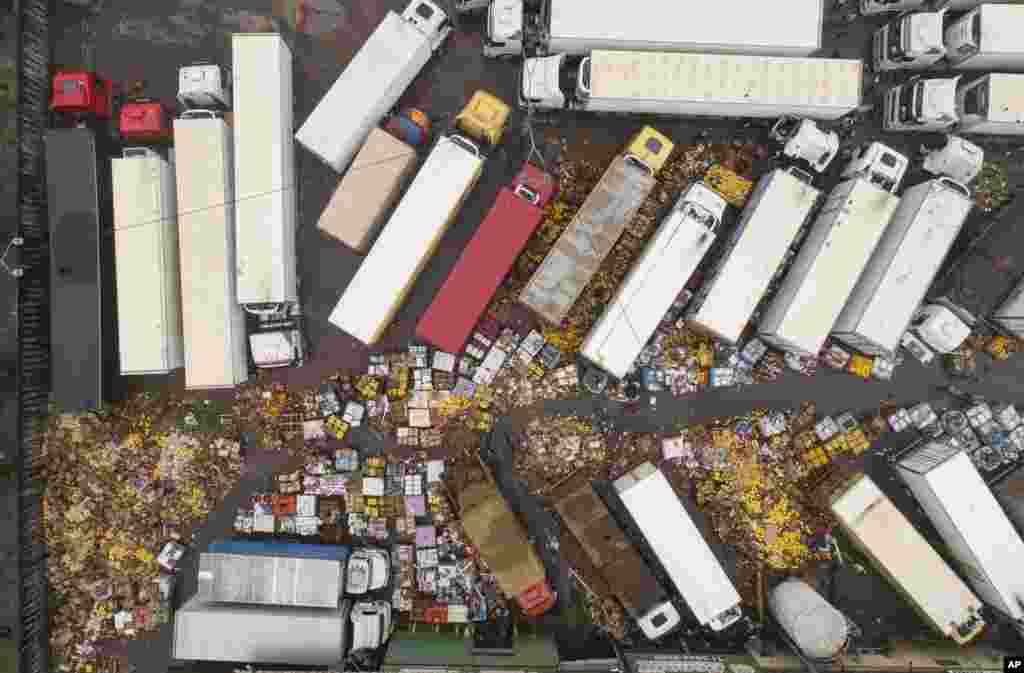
[[896, 442, 1024, 626], [295, 1, 449, 173], [329, 135, 484, 344], [832, 178, 972, 356], [686, 169, 820, 344], [232, 34, 297, 306], [829, 473, 985, 644], [581, 183, 725, 379], [546, 0, 822, 56], [112, 147, 184, 376], [579, 52, 862, 120], [178, 64, 230, 109], [173, 112, 249, 389], [758, 178, 899, 356]]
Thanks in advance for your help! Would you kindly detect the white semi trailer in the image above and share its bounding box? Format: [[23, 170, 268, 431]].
[[112, 147, 184, 376], [757, 177, 900, 357], [831, 177, 973, 357], [520, 51, 863, 121], [896, 441, 1024, 637], [482, 0, 823, 58], [295, 0, 450, 173]]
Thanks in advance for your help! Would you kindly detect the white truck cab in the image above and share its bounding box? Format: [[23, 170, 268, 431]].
[[770, 117, 839, 173], [351, 601, 392, 651], [841, 142, 909, 194], [884, 76, 960, 132], [346, 548, 391, 595], [873, 10, 945, 71], [520, 53, 580, 108], [484, 0, 525, 57], [178, 63, 230, 109], [911, 303, 972, 353], [921, 135, 984, 184]]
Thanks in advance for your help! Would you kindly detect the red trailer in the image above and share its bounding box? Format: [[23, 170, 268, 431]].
[[50, 70, 114, 120], [119, 100, 172, 142], [416, 163, 557, 353]]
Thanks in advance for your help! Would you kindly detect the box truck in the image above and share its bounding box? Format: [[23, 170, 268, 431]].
[[519, 127, 674, 326], [232, 33, 297, 308], [317, 128, 418, 253], [896, 441, 1024, 635], [482, 0, 823, 58], [831, 177, 973, 357], [828, 473, 986, 645], [758, 178, 900, 356], [456, 469, 556, 616], [614, 463, 743, 632], [521, 51, 863, 121], [580, 183, 726, 380], [329, 91, 510, 345], [45, 128, 115, 412], [112, 147, 184, 376], [295, 0, 451, 173], [884, 72, 1024, 134], [685, 168, 821, 345], [554, 477, 681, 640], [173, 110, 249, 390], [416, 162, 558, 354]]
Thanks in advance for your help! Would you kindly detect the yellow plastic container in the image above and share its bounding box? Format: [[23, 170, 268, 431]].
[[625, 126, 675, 174], [704, 165, 753, 208], [847, 354, 874, 379], [455, 90, 511, 148]]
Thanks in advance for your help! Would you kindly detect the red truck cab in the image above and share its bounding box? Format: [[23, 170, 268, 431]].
[[50, 70, 113, 119], [416, 163, 557, 353], [119, 100, 172, 142]]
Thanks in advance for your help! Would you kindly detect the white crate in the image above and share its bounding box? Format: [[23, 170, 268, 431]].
[[871, 356, 896, 381], [342, 402, 365, 426], [815, 417, 840, 442], [409, 408, 432, 428], [414, 368, 434, 391], [759, 412, 788, 438], [888, 409, 912, 433], [966, 403, 993, 429], [836, 412, 859, 434], [432, 351, 456, 372], [363, 477, 385, 497], [297, 494, 317, 517], [994, 404, 1021, 432], [740, 338, 768, 367], [909, 403, 938, 430]]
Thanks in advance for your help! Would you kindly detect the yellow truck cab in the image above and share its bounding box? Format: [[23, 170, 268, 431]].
[[625, 125, 673, 174], [455, 90, 511, 149]]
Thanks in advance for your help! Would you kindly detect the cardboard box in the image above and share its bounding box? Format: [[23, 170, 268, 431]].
[[317, 128, 417, 252]]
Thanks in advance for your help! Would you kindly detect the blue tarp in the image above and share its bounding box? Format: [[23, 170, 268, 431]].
[[207, 539, 351, 562]]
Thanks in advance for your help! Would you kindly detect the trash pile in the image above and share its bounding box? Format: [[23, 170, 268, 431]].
[[41, 394, 243, 673], [234, 451, 508, 625]]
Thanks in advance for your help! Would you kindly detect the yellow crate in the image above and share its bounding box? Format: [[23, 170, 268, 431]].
[[847, 354, 874, 379], [626, 126, 675, 174], [824, 435, 848, 457], [325, 416, 350, 440], [704, 165, 753, 208], [986, 336, 1014, 361], [454, 90, 511, 148], [845, 429, 870, 455]]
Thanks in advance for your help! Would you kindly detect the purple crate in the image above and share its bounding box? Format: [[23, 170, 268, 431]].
[[416, 525, 437, 548]]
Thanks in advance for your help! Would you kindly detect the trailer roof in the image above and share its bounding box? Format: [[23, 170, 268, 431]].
[[979, 5, 1024, 55], [986, 73, 1024, 125], [331, 137, 483, 344], [830, 475, 983, 637], [758, 179, 898, 356], [587, 52, 862, 111], [688, 169, 820, 344], [833, 179, 971, 355], [549, 0, 822, 51], [918, 451, 1024, 619]]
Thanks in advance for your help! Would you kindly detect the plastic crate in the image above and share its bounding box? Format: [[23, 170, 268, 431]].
[[966, 403, 993, 429], [887, 409, 912, 433], [909, 403, 938, 431], [847, 354, 874, 379], [815, 417, 840, 443], [994, 404, 1021, 432]]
